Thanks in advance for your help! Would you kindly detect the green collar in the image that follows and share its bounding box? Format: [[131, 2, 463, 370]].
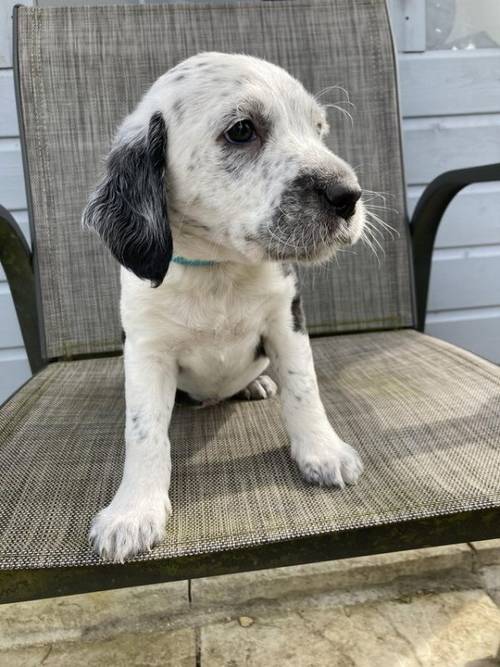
[[172, 255, 218, 267]]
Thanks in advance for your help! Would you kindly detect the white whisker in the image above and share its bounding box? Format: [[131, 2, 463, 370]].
[[323, 102, 354, 127]]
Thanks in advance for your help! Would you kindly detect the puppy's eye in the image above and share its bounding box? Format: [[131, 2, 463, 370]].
[[224, 120, 256, 145]]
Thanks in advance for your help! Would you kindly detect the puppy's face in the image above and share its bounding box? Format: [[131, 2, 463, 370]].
[[84, 53, 365, 284], [162, 53, 365, 263]]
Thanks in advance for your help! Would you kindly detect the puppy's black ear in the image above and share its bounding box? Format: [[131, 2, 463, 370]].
[[83, 112, 172, 287]]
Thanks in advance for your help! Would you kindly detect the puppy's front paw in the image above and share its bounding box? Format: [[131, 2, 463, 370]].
[[292, 433, 363, 488], [89, 494, 171, 563], [240, 374, 278, 401]]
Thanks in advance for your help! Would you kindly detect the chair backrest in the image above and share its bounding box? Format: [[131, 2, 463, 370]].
[[15, 1, 415, 360]]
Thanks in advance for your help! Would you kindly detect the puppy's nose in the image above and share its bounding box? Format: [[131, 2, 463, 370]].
[[320, 183, 362, 220]]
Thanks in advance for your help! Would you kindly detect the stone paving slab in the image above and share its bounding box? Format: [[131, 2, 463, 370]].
[[472, 539, 500, 566], [0, 580, 189, 651], [201, 590, 500, 666], [1, 628, 196, 667], [480, 565, 500, 607], [1, 544, 475, 652], [191, 543, 474, 609]]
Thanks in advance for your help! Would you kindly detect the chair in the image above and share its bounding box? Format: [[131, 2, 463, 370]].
[[1, 0, 499, 605]]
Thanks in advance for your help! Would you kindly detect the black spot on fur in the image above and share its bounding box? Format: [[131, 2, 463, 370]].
[[83, 112, 172, 286], [129, 412, 147, 440], [173, 73, 185, 82], [291, 294, 306, 333]]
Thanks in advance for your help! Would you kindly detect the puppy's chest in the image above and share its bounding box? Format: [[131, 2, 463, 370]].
[[122, 264, 293, 399], [174, 291, 271, 399], [176, 292, 268, 360]]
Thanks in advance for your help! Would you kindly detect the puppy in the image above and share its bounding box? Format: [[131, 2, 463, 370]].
[[83, 52, 366, 562]]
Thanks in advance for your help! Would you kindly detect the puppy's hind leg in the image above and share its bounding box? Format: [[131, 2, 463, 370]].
[[238, 374, 278, 401]]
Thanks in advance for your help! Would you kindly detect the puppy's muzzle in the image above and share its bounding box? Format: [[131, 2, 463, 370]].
[[261, 170, 364, 261], [315, 182, 362, 221]]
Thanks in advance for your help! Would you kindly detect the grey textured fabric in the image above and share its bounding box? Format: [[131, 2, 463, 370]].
[[16, 1, 414, 359], [1, 330, 499, 570]]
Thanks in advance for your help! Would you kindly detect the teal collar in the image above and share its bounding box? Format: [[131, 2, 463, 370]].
[[172, 255, 218, 267]]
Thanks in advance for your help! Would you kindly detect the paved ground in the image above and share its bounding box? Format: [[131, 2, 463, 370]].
[[1, 540, 500, 666]]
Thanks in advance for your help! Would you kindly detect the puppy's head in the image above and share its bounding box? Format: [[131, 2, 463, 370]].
[[83, 52, 365, 285]]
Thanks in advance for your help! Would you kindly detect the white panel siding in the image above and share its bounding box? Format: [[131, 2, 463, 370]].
[[403, 115, 500, 186], [0, 286, 25, 348], [400, 50, 500, 117], [407, 183, 500, 249], [0, 71, 18, 136], [0, 44, 31, 402], [0, 350, 31, 406], [1, 2, 30, 67], [396, 19, 500, 364], [428, 248, 500, 311], [427, 308, 500, 364], [0, 139, 26, 210]]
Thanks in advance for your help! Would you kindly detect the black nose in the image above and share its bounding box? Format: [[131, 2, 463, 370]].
[[319, 183, 362, 220]]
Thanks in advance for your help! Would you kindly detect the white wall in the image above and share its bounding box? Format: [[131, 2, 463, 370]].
[[0, 1, 499, 403], [390, 1, 500, 364], [0, 1, 32, 402]]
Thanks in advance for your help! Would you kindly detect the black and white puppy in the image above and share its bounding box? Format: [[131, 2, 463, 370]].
[[83, 52, 366, 562]]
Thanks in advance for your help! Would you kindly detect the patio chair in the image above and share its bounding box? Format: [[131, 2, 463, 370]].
[[1, 0, 499, 605]]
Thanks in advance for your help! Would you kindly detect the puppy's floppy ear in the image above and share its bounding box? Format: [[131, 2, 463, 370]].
[[83, 111, 172, 287]]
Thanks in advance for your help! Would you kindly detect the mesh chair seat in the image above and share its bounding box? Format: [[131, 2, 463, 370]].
[[2, 329, 499, 572]]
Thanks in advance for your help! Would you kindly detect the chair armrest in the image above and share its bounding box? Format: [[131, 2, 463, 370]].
[[0, 205, 43, 372], [410, 163, 500, 331]]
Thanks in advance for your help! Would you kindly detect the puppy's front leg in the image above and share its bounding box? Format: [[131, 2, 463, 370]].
[[89, 340, 176, 562], [265, 299, 363, 487]]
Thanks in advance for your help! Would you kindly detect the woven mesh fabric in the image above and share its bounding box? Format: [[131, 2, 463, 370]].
[[1, 330, 499, 570], [16, 1, 414, 359]]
